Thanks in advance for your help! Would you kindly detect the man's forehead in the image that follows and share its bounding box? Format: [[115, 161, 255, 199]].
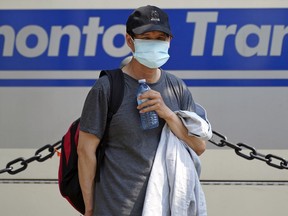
[[138, 31, 168, 37]]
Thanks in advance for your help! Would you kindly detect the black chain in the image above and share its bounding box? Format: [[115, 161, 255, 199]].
[[210, 131, 288, 170], [1, 130, 288, 175], [0, 141, 62, 175]]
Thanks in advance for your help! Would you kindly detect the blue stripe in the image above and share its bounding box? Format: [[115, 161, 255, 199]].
[[183, 79, 288, 87], [1, 9, 288, 70], [0, 79, 95, 87], [1, 79, 288, 87]]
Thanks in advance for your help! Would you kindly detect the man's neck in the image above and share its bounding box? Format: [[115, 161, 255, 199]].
[[122, 58, 161, 83]]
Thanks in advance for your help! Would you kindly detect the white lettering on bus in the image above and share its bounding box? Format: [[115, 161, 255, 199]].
[[1, 13, 287, 58], [186, 12, 288, 57], [0, 17, 130, 58]]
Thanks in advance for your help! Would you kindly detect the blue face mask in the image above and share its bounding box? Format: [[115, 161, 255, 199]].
[[133, 39, 170, 69]]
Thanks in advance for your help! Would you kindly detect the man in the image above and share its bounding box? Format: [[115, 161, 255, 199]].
[[78, 5, 206, 216]]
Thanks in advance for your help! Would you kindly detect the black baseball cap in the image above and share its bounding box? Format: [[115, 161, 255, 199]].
[[126, 5, 172, 37]]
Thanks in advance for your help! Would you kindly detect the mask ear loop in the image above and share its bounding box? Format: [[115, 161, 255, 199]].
[[130, 37, 135, 45], [127, 33, 135, 43], [129, 36, 136, 56]]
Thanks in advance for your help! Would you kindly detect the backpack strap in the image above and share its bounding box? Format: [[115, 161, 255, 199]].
[[95, 69, 124, 182], [100, 69, 125, 119]]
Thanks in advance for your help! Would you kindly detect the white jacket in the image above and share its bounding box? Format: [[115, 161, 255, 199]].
[[142, 104, 212, 216]]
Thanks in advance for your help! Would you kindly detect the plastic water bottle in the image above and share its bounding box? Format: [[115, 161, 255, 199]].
[[137, 79, 159, 130]]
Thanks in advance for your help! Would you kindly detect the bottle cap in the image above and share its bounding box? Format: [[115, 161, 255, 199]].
[[138, 79, 146, 83]]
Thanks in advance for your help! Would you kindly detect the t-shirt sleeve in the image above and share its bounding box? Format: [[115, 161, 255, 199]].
[[168, 73, 196, 112], [79, 76, 110, 139], [180, 79, 196, 112]]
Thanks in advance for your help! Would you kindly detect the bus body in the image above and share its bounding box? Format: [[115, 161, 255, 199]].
[[0, 1, 288, 215]]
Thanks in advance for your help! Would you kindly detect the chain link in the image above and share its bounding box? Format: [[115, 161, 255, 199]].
[[1, 130, 288, 175], [209, 130, 288, 170], [0, 141, 62, 175]]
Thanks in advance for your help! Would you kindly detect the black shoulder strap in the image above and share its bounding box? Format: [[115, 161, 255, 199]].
[[100, 69, 124, 119], [95, 68, 124, 182]]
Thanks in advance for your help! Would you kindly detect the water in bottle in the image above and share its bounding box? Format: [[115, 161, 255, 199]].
[[137, 79, 159, 130]]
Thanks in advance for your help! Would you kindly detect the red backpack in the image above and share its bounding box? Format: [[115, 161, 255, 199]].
[[58, 69, 124, 214]]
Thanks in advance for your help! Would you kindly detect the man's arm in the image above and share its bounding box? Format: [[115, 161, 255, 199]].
[[137, 90, 206, 155], [77, 131, 100, 216], [162, 111, 206, 155]]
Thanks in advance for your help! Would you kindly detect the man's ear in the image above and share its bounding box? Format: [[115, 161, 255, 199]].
[[126, 33, 134, 51]]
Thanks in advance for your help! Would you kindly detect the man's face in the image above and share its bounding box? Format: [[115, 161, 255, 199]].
[[127, 31, 171, 52], [134, 31, 170, 42]]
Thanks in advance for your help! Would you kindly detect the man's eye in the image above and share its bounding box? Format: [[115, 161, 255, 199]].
[[144, 37, 155, 40], [146, 38, 166, 41]]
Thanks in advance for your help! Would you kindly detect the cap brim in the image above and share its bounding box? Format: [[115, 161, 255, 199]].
[[132, 24, 172, 36]]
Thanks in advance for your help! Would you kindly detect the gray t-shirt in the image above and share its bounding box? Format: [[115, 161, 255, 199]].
[[80, 70, 195, 216]]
